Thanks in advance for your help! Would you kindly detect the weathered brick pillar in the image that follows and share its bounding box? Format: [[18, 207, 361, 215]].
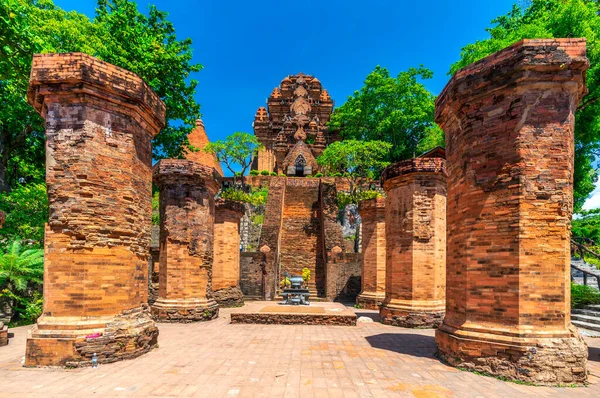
[[380, 156, 446, 327], [151, 160, 220, 322], [356, 198, 386, 310], [213, 198, 245, 307], [25, 53, 164, 367], [435, 39, 589, 385]]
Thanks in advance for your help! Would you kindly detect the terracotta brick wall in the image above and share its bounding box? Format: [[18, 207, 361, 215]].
[[380, 158, 446, 328], [258, 177, 286, 299], [25, 52, 164, 367], [240, 252, 264, 299], [213, 200, 245, 291], [435, 39, 589, 384], [357, 198, 386, 309], [152, 160, 220, 322]]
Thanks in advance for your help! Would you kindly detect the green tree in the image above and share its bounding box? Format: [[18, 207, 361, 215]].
[[0, 183, 48, 246], [0, 0, 202, 192], [449, 0, 600, 212], [317, 140, 391, 196], [204, 132, 263, 187], [328, 66, 441, 162], [0, 240, 44, 323]]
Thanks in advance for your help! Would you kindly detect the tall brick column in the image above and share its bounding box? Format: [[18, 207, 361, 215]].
[[213, 198, 245, 307], [380, 156, 446, 328], [435, 39, 589, 385], [151, 160, 220, 322], [356, 197, 386, 310], [25, 53, 164, 367]]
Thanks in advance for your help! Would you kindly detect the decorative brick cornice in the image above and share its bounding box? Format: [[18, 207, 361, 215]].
[[215, 198, 246, 218], [436, 39, 589, 123], [358, 197, 385, 213], [381, 157, 446, 187], [28, 53, 166, 137], [153, 159, 221, 192]]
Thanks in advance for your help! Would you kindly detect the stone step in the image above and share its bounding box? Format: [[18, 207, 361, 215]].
[[572, 319, 600, 333], [572, 308, 600, 317], [571, 313, 600, 326], [586, 304, 600, 310]]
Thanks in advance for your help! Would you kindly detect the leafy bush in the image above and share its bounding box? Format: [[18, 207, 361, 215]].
[[270, 172, 277, 176], [314, 172, 323, 178], [0, 183, 48, 247], [220, 187, 269, 206], [250, 214, 264, 225], [0, 241, 44, 324], [337, 190, 382, 210], [260, 170, 270, 176], [250, 170, 259, 176], [571, 283, 600, 309], [278, 173, 286, 177]]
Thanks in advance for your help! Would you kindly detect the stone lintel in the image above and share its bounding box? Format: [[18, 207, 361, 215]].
[[153, 159, 221, 192], [381, 157, 446, 190], [27, 52, 166, 137], [436, 38, 589, 122]]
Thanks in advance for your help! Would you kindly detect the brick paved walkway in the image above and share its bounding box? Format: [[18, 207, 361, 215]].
[[1, 306, 599, 397]]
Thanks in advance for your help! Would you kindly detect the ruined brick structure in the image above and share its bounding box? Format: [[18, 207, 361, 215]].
[[25, 53, 164, 366], [252, 74, 337, 176], [151, 119, 223, 322], [356, 198, 386, 310], [379, 152, 446, 328], [213, 198, 245, 307], [435, 39, 589, 384], [0, 321, 7, 347], [255, 176, 361, 301]]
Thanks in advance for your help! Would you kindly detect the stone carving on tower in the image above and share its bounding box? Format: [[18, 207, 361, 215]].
[[252, 73, 336, 176]]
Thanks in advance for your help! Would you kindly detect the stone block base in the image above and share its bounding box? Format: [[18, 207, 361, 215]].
[[435, 325, 588, 385], [151, 299, 219, 323], [356, 292, 384, 310], [25, 306, 158, 367], [0, 325, 8, 346], [380, 306, 443, 328], [213, 287, 244, 308]]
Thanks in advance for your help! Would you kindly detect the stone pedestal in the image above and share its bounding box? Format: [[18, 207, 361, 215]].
[[435, 39, 589, 385], [213, 199, 245, 307], [151, 160, 220, 322], [380, 157, 446, 328], [25, 53, 164, 367], [356, 198, 386, 310]]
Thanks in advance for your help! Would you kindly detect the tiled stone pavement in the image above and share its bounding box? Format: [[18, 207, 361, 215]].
[[1, 306, 599, 397]]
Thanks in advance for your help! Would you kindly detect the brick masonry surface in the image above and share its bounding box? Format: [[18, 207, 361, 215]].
[[1, 308, 600, 397], [380, 158, 447, 328], [213, 199, 246, 307], [435, 39, 590, 385], [240, 252, 264, 299], [24, 53, 164, 367], [356, 198, 386, 310], [152, 160, 220, 322]]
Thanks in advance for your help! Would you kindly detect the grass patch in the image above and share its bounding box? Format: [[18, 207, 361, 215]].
[[571, 283, 600, 309]]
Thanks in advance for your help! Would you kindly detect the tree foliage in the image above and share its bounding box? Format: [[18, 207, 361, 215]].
[[204, 132, 263, 186], [450, 0, 600, 212], [0, 183, 48, 246], [317, 139, 391, 195], [0, 0, 201, 191], [328, 66, 442, 162]]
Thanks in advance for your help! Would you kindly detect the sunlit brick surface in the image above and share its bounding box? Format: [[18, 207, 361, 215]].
[[435, 39, 590, 384]]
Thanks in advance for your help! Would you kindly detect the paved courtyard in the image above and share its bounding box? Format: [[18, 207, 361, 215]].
[[1, 305, 599, 397]]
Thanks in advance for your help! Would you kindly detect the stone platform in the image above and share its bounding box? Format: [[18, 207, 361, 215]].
[[230, 301, 356, 326]]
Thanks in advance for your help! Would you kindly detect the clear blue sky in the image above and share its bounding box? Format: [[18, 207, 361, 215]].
[[53, 0, 517, 143]]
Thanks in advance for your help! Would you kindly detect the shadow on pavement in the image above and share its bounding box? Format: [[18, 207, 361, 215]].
[[365, 333, 436, 358]]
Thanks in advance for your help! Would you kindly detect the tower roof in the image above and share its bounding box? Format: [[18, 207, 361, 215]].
[[185, 119, 224, 176]]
